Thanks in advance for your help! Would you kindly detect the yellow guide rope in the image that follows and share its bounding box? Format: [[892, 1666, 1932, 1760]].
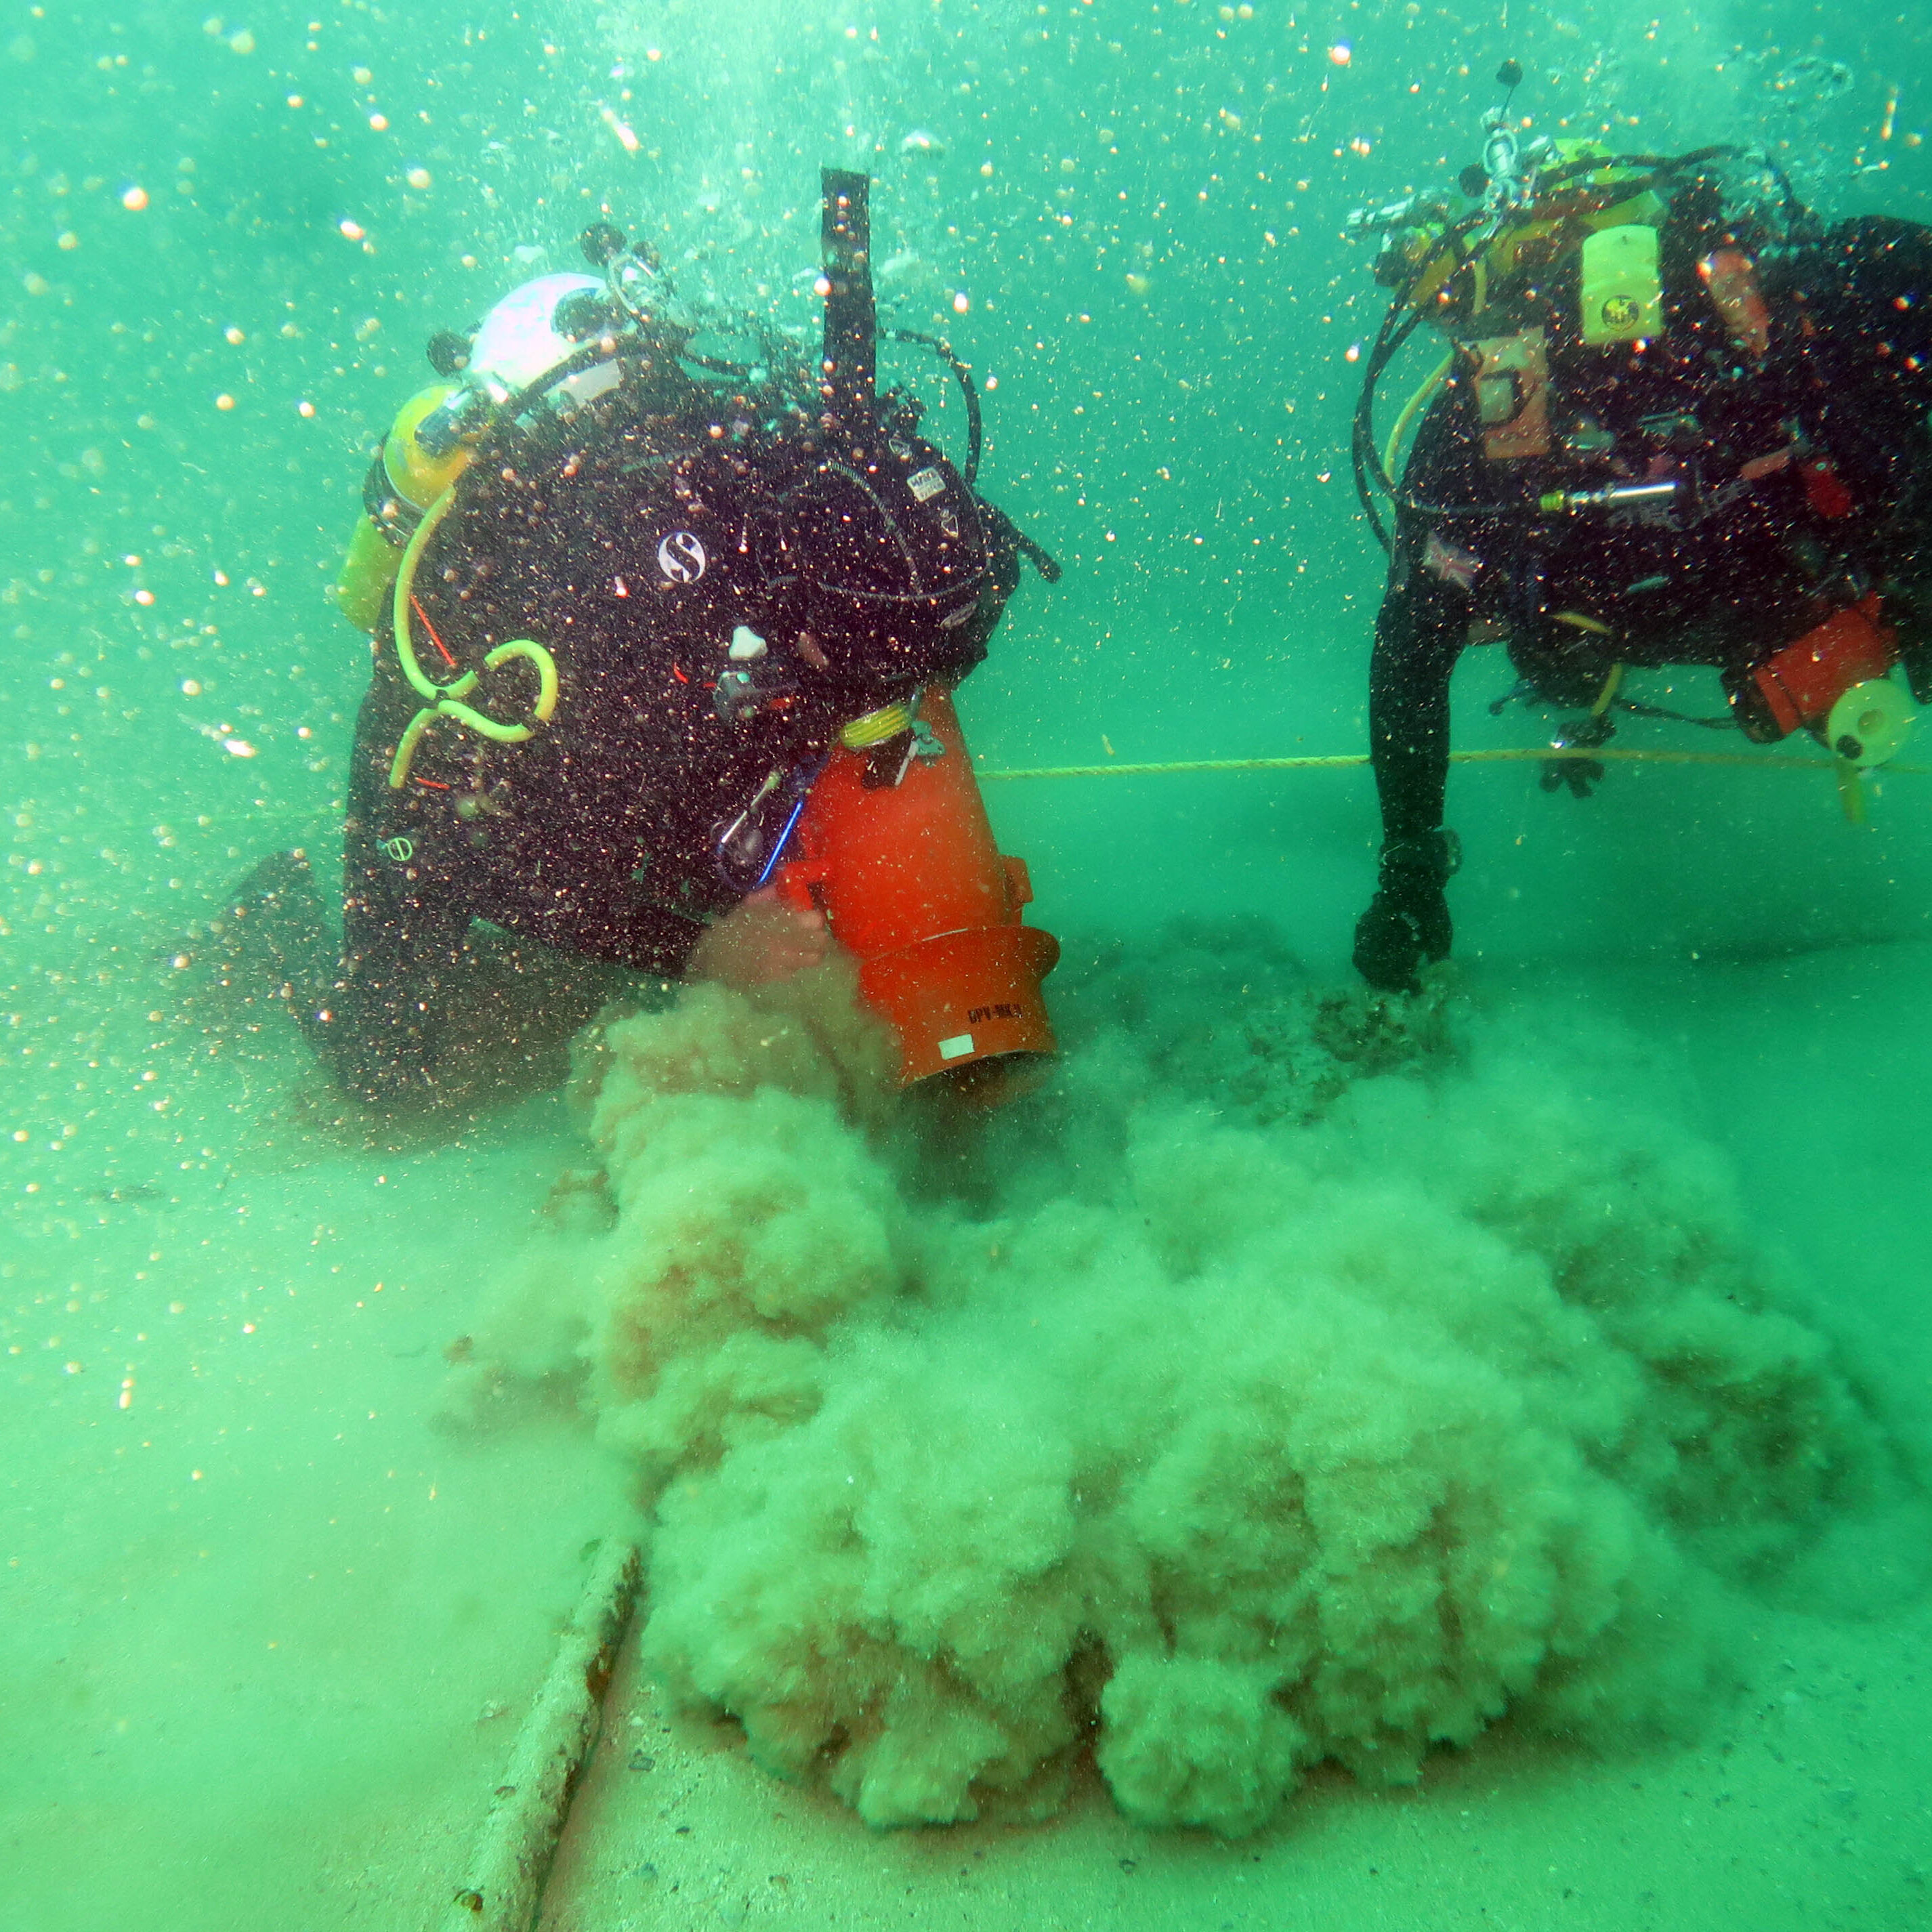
[[980, 744, 1927, 785], [54, 740, 1920, 852]]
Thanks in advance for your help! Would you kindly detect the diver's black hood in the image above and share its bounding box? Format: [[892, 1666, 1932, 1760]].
[[1745, 216, 1932, 457], [752, 427, 996, 692], [1776, 217, 1932, 366]]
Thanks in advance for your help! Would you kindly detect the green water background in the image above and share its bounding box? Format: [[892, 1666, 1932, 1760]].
[[6, 0, 1931, 973], [5, 1, 1932, 1923]]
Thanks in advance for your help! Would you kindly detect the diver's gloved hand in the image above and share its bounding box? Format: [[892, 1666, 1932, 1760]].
[[1540, 711, 1614, 799], [1540, 755, 1605, 799], [1351, 829, 1459, 995]]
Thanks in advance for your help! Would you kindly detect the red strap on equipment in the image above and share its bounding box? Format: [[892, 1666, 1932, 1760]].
[[1802, 459, 1856, 522]]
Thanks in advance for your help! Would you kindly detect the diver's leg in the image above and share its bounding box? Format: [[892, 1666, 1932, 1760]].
[[1353, 520, 1470, 992], [306, 690, 477, 1104]]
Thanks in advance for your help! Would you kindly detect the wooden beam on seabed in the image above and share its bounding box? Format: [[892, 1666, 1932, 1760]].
[[439, 1538, 643, 1932]]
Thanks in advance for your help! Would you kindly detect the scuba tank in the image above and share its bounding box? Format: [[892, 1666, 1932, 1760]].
[[333, 381, 474, 632]]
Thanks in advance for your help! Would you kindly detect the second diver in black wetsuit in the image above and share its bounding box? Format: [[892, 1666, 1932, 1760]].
[[250, 177, 1057, 1102], [1346, 81, 1932, 992]]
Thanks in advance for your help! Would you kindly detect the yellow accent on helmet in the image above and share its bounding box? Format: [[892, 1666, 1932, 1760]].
[[383, 382, 472, 511], [1579, 224, 1664, 345], [331, 383, 479, 632]]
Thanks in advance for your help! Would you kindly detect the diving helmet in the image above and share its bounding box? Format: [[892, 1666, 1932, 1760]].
[[415, 272, 623, 455]]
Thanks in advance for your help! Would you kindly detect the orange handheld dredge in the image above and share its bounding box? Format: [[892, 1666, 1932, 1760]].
[[771, 684, 1059, 1095]]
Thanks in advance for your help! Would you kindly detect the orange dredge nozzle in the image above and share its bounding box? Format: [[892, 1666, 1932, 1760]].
[[774, 686, 1059, 1099]]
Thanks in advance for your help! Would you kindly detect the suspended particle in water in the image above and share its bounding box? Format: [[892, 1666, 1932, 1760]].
[[339, 217, 366, 240], [214, 393, 235, 411], [952, 291, 970, 314], [599, 106, 641, 152], [1330, 41, 1353, 65], [406, 165, 432, 190], [121, 184, 148, 211], [224, 324, 245, 344]]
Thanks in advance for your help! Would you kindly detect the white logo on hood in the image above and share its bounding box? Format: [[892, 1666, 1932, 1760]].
[[656, 530, 709, 583]]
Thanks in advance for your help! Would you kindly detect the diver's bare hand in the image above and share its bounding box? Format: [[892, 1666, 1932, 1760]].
[[686, 888, 832, 988]]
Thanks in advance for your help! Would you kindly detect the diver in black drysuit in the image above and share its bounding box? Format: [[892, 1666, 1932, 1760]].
[[1353, 209, 1932, 994], [257, 363, 1035, 1104]]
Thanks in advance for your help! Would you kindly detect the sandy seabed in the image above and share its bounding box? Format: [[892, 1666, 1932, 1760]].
[[3, 929, 1929, 1932]]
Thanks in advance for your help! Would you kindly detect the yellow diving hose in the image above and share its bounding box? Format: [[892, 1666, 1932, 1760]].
[[1382, 350, 1456, 486], [840, 701, 915, 750], [387, 486, 560, 788]]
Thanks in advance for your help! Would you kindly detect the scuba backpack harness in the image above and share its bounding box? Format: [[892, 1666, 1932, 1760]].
[[1348, 68, 1917, 784]]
